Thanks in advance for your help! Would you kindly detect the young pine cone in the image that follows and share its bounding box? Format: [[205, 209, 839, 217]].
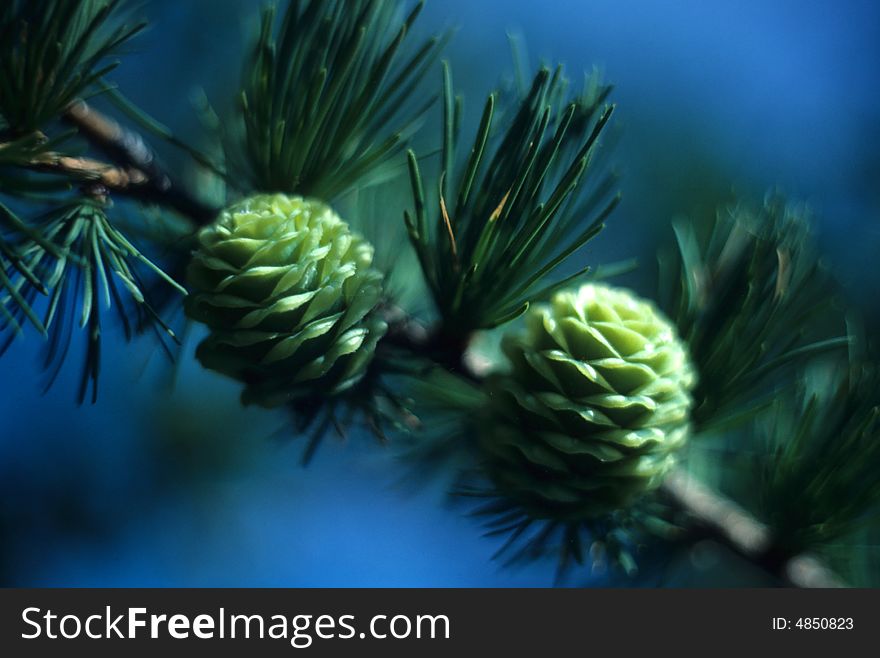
[[185, 194, 387, 408], [482, 283, 696, 521]]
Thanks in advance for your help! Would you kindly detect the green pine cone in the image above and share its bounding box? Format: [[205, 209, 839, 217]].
[[482, 283, 696, 521], [185, 194, 387, 408]]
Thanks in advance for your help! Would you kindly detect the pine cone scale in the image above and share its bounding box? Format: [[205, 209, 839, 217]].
[[186, 194, 387, 408], [483, 283, 696, 520]]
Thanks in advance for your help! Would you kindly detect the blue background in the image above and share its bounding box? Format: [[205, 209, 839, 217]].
[[2, 0, 878, 586]]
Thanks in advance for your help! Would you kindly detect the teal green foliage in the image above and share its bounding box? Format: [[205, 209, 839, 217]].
[[405, 63, 618, 337], [228, 0, 443, 200], [758, 359, 880, 552], [0, 0, 143, 195], [0, 0, 144, 134], [0, 2, 191, 402], [660, 195, 848, 429], [1, 199, 184, 402]]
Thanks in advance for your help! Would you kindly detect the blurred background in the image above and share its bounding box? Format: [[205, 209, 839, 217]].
[[1, 0, 878, 586]]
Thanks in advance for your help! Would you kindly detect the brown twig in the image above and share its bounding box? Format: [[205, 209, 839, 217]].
[[27, 150, 148, 189], [661, 468, 846, 587], [61, 100, 220, 224], [9, 103, 220, 224]]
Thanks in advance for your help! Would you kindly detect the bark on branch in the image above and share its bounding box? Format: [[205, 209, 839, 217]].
[[661, 468, 846, 588], [3, 100, 221, 224], [27, 150, 148, 189], [61, 100, 220, 224]]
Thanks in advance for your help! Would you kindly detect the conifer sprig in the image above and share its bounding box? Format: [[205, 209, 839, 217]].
[[0, 0, 145, 135], [661, 195, 849, 429], [230, 0, 443, 199], [1, 200, 184, 403], [759, 360, 880, 552], [405, 63, 618, 338]]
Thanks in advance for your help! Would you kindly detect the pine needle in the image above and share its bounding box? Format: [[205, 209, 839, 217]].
[[406, 63, 617, 336], [227, 0, 444, 200]]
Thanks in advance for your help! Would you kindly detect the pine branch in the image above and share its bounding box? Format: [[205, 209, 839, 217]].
[[661, 469, 845, 588], [62, 100, 220, 224], [0, 0, 146, 133], [2, 102, 220, 224], [228, 0, 443, 199], [660, 195, 847, 430], [1, 199, 185, 402], [1, 1, 219, 223], [757, 359, 880, 554], [406, 63, 618, 340], [383, 306, 850, 587], [26, 150, 145, 189]]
